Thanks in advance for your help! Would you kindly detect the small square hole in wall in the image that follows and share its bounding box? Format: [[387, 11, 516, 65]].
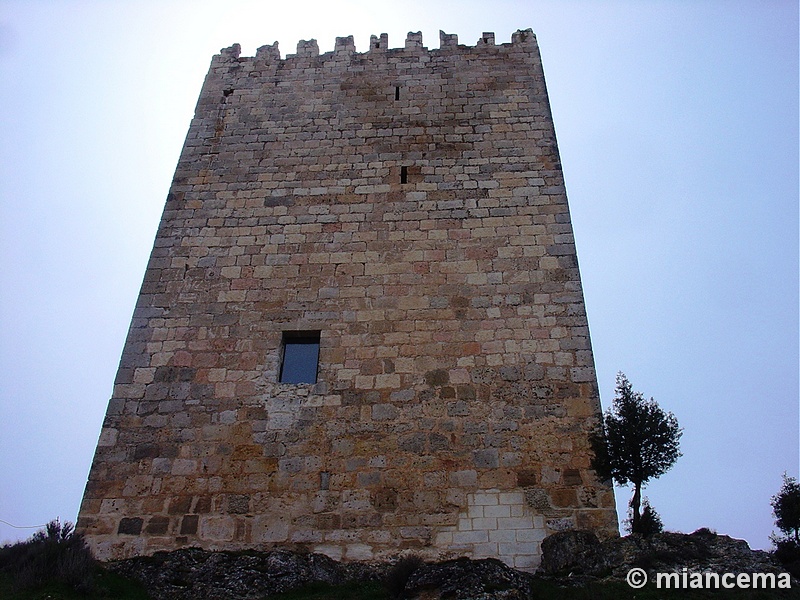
[[280, 331, 320, 384], [396, 165, 420, 185]]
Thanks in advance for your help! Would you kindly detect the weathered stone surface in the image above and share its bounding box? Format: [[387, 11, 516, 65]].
[[110, 538, 797, 599], [540, 528, 792, 582], [77, 28, 618, 570], [111, 549, 536, 600], [539, 530, 603, 575], [109, 548, 385, 600], [404, 557, 533, 599]]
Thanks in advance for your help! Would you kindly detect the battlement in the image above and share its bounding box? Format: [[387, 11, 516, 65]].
[[216, 29, 537, 65]]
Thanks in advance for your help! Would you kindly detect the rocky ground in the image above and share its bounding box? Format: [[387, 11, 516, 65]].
[[108, 529, 796, 599], [540, 527, 790, 580]]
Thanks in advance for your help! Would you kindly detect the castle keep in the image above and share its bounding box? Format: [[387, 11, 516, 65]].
[[77, 29, 618, 571]]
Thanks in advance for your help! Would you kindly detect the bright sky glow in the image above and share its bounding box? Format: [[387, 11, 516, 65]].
[[0, 0, 797, 551]]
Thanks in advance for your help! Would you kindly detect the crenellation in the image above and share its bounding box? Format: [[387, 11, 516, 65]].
[[293, 38, 319, 58], [334, 35, 356, 55], [255, 42, 281, 65], [370, 33, 389, 52], [478, 32, 496, 46], [439, 30, 458, 48], [220, 43, 241, 59], [404, 30, 424, 50]]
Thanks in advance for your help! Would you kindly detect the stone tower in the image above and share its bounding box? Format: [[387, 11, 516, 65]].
[[77, 29, 618, 571]]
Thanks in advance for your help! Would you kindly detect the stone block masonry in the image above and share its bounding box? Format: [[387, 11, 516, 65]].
[[77, 28, 618, 571]]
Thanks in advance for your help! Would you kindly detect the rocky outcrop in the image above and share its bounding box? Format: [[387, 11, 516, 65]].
[[108, 548, 386, 600], [108, 530, 793, 599], [540, 528, 789, 582], [403, 558, 533, 599], [108, 549, 535, 600]]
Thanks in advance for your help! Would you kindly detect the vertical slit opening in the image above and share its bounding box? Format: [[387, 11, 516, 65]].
[[395, 86, 400, 101], [400, 166, 408, 184]]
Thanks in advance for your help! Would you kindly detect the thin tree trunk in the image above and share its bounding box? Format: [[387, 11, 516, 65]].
[[631, 482, 642, 533]]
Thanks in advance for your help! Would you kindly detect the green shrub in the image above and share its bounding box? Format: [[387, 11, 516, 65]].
[[623, 498, 663, 536], [773, 539, 800, 579], [0, 519, 96, 594], [637, 499, 664, 535]]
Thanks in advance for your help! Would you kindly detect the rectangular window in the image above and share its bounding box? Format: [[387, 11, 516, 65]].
[[280, 331, 320, 384], [400, 166, 408, 184]]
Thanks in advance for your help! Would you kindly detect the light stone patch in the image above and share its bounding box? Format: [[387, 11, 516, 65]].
[[436, 489, 545, 572]]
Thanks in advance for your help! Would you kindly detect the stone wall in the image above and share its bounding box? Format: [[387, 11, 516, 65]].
[[77, 29, 618, 570]]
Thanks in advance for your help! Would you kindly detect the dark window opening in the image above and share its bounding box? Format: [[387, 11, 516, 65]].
[[400, 166, 408, 184], [223, 88, 234, 97], [395, 86, 400, 100], [280, 331, 320, 384]]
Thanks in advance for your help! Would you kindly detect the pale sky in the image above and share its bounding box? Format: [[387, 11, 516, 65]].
[[0, 0, 797, 552]]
